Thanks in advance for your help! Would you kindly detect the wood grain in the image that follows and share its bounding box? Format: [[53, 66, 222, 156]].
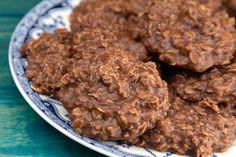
[[0, 0, 104, 156]]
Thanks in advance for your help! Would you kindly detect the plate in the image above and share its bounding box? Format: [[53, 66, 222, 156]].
[[8, 0, 236, 157]]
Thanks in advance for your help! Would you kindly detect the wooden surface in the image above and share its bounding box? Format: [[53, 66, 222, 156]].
[[0, 1, 105, 156]]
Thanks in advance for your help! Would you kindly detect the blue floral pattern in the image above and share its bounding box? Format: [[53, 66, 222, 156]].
[[9, 0, 234, 156]]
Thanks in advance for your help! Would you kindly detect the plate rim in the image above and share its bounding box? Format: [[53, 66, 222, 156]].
[[8, 0, 120, 157]]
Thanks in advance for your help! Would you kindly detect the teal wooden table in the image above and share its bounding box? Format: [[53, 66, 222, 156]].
[[0, 1, 105, 157]]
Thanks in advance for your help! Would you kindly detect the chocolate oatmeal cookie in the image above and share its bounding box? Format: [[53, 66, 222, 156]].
[[57, 51, 169, 141], [70, 0, 148, 61], [70, 0, 150, 32], [132, 92, 236, 157], [172, 63, 236, 111], [129, 0, 236, 72], [20, 29, 75, 95], [70, 0, 128, 33]]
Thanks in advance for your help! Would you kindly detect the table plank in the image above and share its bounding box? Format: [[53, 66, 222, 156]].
[[0, 32, 16, 87], [0, 0, 41, 16], [0, 17, 21, 32]]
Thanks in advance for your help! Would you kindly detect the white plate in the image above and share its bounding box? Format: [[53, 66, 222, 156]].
[[8, 0, 236, 156]]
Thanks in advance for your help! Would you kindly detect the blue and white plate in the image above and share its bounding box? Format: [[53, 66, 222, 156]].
[[8, 0, 236, 157]]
